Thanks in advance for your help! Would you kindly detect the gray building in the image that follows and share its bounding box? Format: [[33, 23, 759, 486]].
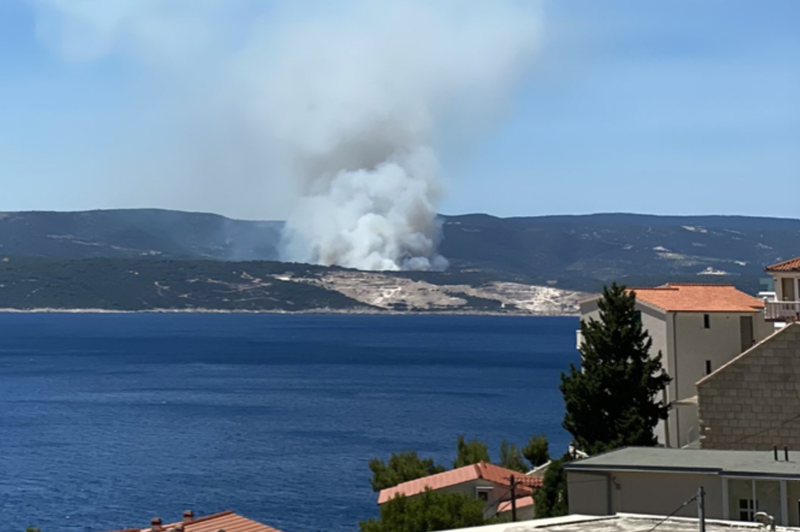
[[566, 447, 800, 527]]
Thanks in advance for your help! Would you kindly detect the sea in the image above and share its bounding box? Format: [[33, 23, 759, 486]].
[[0, 313, 579, 532]]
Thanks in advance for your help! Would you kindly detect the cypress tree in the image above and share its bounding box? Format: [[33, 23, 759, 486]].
[[560, 283, 671, 455]]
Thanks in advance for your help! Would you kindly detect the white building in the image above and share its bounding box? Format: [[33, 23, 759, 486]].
[[765, 257, 800, 323], [579, 284, 774, 448]]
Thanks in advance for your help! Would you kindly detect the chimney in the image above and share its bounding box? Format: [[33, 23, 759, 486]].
[[183, 510, 194, 524], [151, 517, 164, 532], [785, 446, 790, 462], [774, 446, 779, 461]]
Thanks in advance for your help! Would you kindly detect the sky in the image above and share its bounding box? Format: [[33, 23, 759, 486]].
[[0, 0, 798, 220]]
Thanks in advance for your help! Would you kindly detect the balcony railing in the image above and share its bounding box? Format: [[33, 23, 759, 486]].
[[765, 300, 800, 322]]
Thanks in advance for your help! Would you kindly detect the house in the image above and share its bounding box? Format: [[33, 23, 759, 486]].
[[697, 322, 800, 450], [102, 510, 286, 532], [377, 461, 542, 521], [765, 258, 800, 323], [579, 283, 773, 448], [446, 513, 800, 532], [565, 447, 800, 527]]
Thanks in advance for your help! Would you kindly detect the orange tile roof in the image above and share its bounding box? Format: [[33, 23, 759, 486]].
[[377, 462, 542, 505], [496, 496, 534, 513], [766, 257, 800, 272], [629, 283, 764, 313], [107, 510, 286, 532]]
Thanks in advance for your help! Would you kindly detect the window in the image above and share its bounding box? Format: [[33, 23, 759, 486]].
[[705, 360, 712, 375], [738, 499, 757, 521], [704, 314, 710, 329], [475, 487, 492, 502], [634, 310, 642, 324]]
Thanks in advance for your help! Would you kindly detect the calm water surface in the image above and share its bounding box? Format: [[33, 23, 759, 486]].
[[0, 314, 578, 532]]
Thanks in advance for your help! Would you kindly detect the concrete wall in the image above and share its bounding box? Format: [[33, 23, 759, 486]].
[[567, 470, 722, 519], [698, 324, 800, 450]]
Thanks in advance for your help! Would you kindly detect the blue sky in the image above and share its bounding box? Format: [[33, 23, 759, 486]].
[[1, 0, 798, 220]]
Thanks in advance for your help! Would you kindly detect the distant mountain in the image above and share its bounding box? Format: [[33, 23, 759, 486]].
[[0, 209, 282, 261], [1, 209, 799, 295]]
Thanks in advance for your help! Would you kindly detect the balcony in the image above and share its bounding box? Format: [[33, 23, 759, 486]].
[[765, 300, 800, 322]]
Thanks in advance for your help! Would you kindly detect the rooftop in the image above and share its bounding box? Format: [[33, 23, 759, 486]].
[[377, 462, 542, 505], [766, 257, 800, 272], [630, 283, 764, 313], [496, 496, 534, 514], [447, 513, 800, 532], [104, 510, 286, 532], [565, 447, 800, 478]]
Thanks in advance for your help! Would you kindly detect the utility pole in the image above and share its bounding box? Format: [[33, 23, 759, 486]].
[[509, 475, 517, 523], [697, 486, 706, 532]]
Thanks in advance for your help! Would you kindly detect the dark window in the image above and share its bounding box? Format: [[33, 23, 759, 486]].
[[738, 499, 757, 521], [477, 491, 489, 502], [634, 310, 642, 324], [705, 360, 712, 375], [704, 314, 710, 329]]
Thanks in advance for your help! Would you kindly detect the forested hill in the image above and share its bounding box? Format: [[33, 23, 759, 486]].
[[1, 209, 799, 294]]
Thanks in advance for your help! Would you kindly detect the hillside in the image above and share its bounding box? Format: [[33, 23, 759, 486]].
[[0, 257, 582, 314], [2, 209, 798, 296]]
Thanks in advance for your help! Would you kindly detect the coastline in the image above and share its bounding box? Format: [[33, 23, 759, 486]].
[[0, 307, 579, 317]]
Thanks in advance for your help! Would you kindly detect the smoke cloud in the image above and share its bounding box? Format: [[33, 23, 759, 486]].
[[28, 0, 541, 271]]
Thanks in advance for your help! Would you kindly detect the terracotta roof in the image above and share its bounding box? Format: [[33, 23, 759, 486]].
[[766, 257, 800, 272], [496, 496, 534, 513], [377, 462, 542, 505], [107, 511, 286, 532], [629, 284, 764, 313]]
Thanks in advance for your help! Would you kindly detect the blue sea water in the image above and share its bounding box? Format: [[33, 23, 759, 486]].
[[0, 314, 579, 532]]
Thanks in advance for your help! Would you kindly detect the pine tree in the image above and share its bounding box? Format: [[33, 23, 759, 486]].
[[369, 452, 446, 491], [499, 440, 528, 473], [533, 453, 571, 518], [560, 283, 671, 455], [521, 434, 549, 469], [454, 435, 490, 468]]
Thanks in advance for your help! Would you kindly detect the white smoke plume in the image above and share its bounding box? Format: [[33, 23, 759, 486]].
[[28, 0, 541, 271]]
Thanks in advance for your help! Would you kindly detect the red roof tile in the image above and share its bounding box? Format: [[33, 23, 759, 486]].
[[377, 462, 542, 505], [766, 257, 800, 272], [496, 496, 534, 513], [107, 511, 286, 532], [629, 284, 764, 313]]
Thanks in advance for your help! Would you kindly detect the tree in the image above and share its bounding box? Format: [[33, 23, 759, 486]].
[[25, 529, 42, 532], [521, 434, 550, 469], [534, 453, 572, 518], [454, 435, 490, 468], [369, 452, 446, 492], [359, 490, 488, 532], [499, 440, 528, 473], [561, 283, 671, 455]]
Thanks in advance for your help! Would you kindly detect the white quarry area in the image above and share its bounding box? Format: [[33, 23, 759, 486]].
[[277, 271, 584, 315]]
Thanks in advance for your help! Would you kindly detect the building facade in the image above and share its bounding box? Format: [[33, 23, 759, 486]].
[[579, 284, 773, 448], [566, 447, 800, 527], [765, 258, 800, 323]]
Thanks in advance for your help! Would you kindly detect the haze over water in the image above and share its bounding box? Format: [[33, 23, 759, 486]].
[[0, 314, 577, 532]]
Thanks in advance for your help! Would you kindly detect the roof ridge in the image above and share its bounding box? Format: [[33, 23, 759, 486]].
[[766, 256, 800, 271], [185, 510, 234, 526]]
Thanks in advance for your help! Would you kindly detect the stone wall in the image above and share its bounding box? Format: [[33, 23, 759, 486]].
[[698, 323, 800, 450]]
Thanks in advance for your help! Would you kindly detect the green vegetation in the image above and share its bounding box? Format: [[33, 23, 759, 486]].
[[533, 454, 571, 519], [359, 490, 489, 532], [369, 452, 446, 492], [453, 435, 491, 468], [498, 440, 528, 473], [560, 283, 671, 454], [25, 528, 42, 532], [521, 434, 550, 468]]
